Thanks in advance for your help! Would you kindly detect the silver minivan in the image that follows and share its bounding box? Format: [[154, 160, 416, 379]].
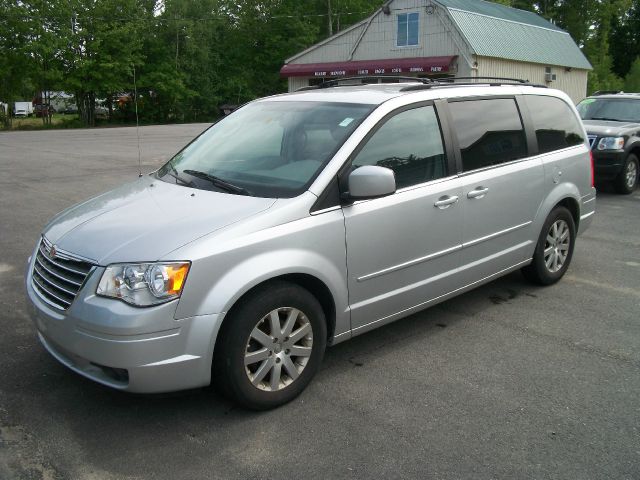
[[25, 80, 596, 409]]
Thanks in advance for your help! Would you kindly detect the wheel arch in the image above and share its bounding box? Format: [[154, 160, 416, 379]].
[[213, 273, 339, 358], [555, 196, 580, 230], [536, 183, 581, 232]]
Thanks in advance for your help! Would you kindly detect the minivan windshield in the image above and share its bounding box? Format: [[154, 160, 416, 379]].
[[157, 100, 374, 197], [576, 97, 640, 123]]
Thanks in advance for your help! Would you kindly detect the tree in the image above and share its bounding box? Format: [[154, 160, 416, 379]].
[[623, 57, 640, 92], [611, 0, 640, 78], [60, 0, 150, 126]]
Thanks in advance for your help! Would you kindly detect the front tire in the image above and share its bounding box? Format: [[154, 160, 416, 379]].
[[614, 154, 638, 194], [213, 281, 327, 410], [522, 206, 576, 286]]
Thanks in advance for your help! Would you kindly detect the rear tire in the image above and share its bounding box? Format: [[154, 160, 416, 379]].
[[213, 281, 327, 410], [522, 206, 576, 286], [613, 154, 638, 194]]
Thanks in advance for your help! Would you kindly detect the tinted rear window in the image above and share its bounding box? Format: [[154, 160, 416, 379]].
[[448, 98, 527, 172], [525, 95, 585, 154]]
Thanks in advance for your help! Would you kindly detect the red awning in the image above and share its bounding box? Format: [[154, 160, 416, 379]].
[[280, 56, 458, 78]]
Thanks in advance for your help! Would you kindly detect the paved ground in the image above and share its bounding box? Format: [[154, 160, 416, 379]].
[[1, 125, 639, 480]]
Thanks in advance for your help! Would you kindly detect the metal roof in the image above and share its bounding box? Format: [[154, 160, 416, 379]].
[[436, 0, 565, 31], [437, 0, 592, 70]]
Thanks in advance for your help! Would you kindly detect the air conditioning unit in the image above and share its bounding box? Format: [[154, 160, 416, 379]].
[[545, 72, 557, 82]]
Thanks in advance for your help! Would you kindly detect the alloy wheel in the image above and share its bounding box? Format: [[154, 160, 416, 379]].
[[625, 160, 638, 190], [543, 219, 570, 273], [244, 307, 313, 392]]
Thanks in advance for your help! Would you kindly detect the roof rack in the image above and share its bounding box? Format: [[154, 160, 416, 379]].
[[297, 76, 432, 91], [400, 77, 547, 92], [592, 90, 623, 96], [296, 75, 547, 92]]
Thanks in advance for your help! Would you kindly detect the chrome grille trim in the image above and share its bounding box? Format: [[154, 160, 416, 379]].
[[34, 255, 83, 287], [31, 237, 95, 311], [37, 241, 92, 276]]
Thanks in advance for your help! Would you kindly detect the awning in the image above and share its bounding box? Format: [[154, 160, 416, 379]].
[[280, 56, 458, 78]]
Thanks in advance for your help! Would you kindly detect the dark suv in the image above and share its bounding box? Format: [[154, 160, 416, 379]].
[[577, 92, 640, 194]]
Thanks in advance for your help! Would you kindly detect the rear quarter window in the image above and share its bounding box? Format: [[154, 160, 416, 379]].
[[524, 95, 585, 154]]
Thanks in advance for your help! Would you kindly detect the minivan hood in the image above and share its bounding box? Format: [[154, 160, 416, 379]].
[[582, 120, 640, 137], [43, 176, 276, 264]]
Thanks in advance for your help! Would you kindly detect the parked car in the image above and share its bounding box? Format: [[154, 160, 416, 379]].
[[60, 103, 78, 115], [94, 104, 108, 119], [576, 92, 640, 193], [25, 78, 596, 409]]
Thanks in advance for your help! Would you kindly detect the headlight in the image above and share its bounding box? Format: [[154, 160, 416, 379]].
[[96, 262, 190, 306], [597, 137, 625, 150]]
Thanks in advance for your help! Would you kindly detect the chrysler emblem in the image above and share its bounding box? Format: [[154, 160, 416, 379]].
[[50, 246, 57, 259]]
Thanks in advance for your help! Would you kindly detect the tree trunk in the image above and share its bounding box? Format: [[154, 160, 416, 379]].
[[107, 93, 113, 121], [88, 92, 96, 127]]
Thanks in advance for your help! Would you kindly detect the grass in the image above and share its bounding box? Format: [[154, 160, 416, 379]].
[[3, 113, 83, 130]]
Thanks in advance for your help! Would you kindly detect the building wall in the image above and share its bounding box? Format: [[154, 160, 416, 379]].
[[289, 24, 367, 64], [289, 0, 473, 70], [288, 77, 309, 92], [475, 56, 588, 104], [287, 0, 475, 91]]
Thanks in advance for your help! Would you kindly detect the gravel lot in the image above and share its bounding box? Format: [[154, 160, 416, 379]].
[[1, 125, 639, 479]]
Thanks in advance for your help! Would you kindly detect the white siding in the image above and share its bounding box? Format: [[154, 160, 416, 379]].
[[289, 24, 367, 64], [475, 56, 588, 103], [288, 77, 309, 92]]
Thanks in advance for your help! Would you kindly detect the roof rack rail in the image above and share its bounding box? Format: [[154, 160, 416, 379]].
[[592, 90, 623, 96], [400, 77, 547, 92], [297, 75, 432, 91]]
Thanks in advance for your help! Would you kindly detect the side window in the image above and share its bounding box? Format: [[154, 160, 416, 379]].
[[352, 105, 447, 189], [524, 95, 585, 153], [449, 98, 528, 172]]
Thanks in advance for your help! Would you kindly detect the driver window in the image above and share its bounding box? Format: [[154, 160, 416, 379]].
[[352, 105, 447, 189]]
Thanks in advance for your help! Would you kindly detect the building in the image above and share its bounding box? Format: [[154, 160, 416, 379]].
[[280, 0, 592, 103]]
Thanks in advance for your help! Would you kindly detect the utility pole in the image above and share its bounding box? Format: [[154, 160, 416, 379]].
[[328, 0, 333, 36]]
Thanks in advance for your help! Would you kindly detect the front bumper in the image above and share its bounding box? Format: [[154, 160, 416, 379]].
[[592, 150, 626, 181], [25, 256, 224, 393]]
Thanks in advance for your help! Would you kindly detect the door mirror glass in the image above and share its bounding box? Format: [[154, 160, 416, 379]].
[[347, 165, 396, 200]]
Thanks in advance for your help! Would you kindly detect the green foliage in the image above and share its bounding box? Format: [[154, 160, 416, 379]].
[[0, 0, 381, 126], [623, 57, 640, 92], [611, 0, 640, 78], [1, 0, 637, 126]]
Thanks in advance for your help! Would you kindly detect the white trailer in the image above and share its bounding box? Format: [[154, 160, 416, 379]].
[[14, 101, 33, 117]]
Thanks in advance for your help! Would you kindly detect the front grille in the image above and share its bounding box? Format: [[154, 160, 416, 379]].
[[587, 135, 597, 149], [31, 237, 94, 311]]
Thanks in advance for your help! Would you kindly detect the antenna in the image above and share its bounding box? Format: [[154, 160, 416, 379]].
[[133, 64, 142, 177]]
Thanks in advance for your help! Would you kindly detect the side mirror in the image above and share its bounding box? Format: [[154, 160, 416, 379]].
[[346, 165, 396, 201]]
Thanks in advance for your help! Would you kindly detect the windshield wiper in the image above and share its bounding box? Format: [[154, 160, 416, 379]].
[[161, 164, 194, 187], [183, 169, 251, 196]]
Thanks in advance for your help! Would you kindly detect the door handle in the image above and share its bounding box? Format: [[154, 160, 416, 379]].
[[467, 187, 489, 199], [434, 195, 459, 209]]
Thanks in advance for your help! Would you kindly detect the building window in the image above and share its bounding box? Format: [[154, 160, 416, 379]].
[[397, 12, 419, 47]]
